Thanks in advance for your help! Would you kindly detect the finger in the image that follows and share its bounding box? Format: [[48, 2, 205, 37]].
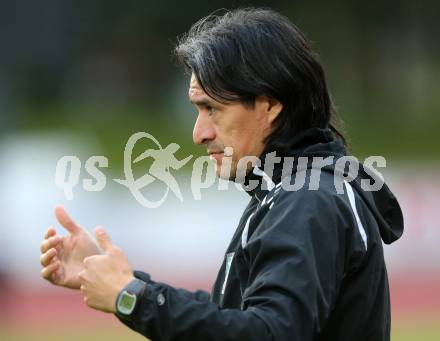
[[94, 226, 113, 252], [55, 205, 80, 235], [44, 226, 57, 239], [83, 255, 98, 268], [41, 261, 60, 281], [78, 269, 88, 284], [40, 235, 62, 253], [40, 248, 58, 267]]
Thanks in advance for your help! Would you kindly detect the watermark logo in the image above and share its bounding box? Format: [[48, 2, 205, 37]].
[[55, 131, 387, 208], [113, 132, 192, 208]]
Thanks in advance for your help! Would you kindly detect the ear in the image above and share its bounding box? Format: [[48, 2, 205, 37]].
[[256, 96, 283, 125]]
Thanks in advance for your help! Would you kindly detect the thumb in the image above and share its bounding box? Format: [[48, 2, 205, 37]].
[[55, 205, 80, 235], [94, 226, 113, 252]]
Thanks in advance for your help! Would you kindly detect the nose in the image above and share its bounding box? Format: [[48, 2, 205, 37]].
[[193, 113, 216, 145]]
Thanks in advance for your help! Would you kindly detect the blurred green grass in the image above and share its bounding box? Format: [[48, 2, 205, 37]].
[[1, 323, 439, 341], [0, 328, 146, 341], [392, 320, 440, 341], [14, 101, 440, 166]]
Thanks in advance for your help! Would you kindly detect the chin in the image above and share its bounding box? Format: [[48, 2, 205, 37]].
[[215, 165, 232, 180], [214, 161, 236, 181]]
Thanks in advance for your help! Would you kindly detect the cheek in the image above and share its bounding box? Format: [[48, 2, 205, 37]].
[[216, 124, 243, 154], [214, 107, 269, 158], [229, 127, 263, 162]]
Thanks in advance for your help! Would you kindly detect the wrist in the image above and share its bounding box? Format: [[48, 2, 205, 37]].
[[115, 278, 147, 317]]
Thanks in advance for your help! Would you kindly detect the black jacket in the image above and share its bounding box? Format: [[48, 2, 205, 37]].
[[117, 128, 404, 341]]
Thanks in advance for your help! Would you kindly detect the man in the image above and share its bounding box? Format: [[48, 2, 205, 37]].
[[39, 8, 403, 341]]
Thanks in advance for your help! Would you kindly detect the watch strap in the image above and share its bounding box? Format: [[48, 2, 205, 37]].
[[115, 278, 146, 317]]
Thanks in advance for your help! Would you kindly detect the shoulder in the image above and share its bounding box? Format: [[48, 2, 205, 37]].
[[271, 171, 349, 212], [249, 174, 355, 240]]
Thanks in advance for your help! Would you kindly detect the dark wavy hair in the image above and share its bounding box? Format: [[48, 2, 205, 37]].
[[175, 8, 346, 154]]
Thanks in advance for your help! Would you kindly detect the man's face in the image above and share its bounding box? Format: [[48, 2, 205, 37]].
[[189, 74, 281, 180]]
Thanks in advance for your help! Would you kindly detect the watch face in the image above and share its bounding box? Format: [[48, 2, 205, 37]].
[[118, 291, 137, 315]]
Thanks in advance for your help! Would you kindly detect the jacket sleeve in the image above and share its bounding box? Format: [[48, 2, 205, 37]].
[[133, 270, 211, 302], [116, 189, 355, 341]]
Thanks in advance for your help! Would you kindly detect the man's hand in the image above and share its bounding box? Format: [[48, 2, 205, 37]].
[[79, 227, 135, 313], [40, 205, 102, 289]]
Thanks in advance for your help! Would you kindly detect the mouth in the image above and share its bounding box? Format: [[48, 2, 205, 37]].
[[209, 151, 224, 162]]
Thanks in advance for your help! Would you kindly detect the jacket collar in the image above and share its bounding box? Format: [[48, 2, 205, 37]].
[[241, 127, 346, 200]]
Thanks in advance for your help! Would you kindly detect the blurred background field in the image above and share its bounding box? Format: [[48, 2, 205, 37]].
[[1, 324, 439, 341], [0, 0, 439, 340]]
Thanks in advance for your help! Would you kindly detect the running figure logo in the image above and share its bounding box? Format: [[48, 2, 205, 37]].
[[114, 132, 193, 208]]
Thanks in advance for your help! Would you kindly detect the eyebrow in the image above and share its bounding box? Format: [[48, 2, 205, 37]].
[[189, 98, 215, 107]]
